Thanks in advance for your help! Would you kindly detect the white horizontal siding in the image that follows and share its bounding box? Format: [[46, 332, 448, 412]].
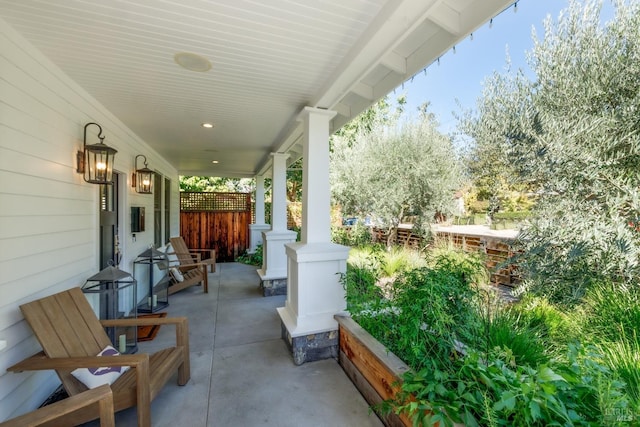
[[0, 16, 179, 421]]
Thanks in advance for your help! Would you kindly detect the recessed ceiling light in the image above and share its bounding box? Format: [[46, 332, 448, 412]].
[[212, 160, 219, 164], [174, 52, 212, 72], [202, 123, 214, 128]]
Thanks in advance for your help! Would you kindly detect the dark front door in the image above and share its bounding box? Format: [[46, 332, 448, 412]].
[[99, 173, 119, 269]]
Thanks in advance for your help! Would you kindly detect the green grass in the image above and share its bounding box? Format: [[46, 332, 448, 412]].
[[582, 281, 640, 343], [483, 305, 550, 367], [596, 334, 640, 411]]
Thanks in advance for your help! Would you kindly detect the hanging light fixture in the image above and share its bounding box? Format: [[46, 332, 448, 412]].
[[132, 154, 154, 194], [76, 122, 117, 184]]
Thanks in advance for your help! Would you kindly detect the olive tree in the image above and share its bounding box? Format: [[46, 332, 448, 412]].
[[331, 109, 462, 247], [458, 65, 537, 211], [461, 0, 640, 304]]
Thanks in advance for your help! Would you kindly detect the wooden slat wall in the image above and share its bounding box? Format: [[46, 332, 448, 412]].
[[434, 232, 521, 287], [371, 227, 422, 249], [179, 211, 250, 262], [371, 227, 521, 287]]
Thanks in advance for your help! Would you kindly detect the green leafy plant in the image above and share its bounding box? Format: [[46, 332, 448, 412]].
[[343, 261, 383, 310], [236, 244, 263, 266], [350, 249, 486, 370], [331, 222, 373, 247], [393, 344, 630, 426], [509, 295, 582, 355]]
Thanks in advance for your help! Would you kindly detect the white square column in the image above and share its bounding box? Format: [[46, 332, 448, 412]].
[[258, 153, 296, 293], [279, 242, 350, 334], [278, 107, 350, 364], [249, 174, 269, 254]]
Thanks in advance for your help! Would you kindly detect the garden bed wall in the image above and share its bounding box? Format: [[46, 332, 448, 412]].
[[336, 315, 463, 427], [336, 315, 412, 427]]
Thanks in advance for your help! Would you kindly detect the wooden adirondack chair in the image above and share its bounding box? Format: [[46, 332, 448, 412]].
[[0, 384, 115, 427], [165, 236, 213, 295], [7, 287, 190, 427], [169, 236, 216, 273]]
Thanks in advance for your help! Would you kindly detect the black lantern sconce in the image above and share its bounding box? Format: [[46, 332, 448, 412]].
[[76, 122, 117, 184], [132, 155, 154, 194]]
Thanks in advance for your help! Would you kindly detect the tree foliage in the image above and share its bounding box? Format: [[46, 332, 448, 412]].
[[458, 64, 536, 207], [332, 96, 405, 147], [331, 102, 462, 246], [179, 176, 255, 193], [461, 0, 640, 304]]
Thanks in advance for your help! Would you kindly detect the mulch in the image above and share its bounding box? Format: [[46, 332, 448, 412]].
[[137, 312, 168, 342]]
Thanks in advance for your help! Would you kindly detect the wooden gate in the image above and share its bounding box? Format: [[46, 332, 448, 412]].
[[179, 192, 251, 262]]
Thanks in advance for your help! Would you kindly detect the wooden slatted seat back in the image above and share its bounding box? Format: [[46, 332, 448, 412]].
[[20, 287, 111, 395], [169, 237, 197, 269]]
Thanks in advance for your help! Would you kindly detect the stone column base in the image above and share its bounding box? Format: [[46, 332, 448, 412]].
[[260, 278, 287, 296], [281, 321, 338, 365]]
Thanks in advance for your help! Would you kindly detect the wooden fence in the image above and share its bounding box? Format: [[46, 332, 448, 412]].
[[371, 226, 521, 288], [179, 192, 251, 262]]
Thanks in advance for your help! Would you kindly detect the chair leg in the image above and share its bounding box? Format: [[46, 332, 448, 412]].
[[202, 264, 209, 293], [177, 319, 191, 385], [135, 357, 152, 427], [99, 391, 116, 427]]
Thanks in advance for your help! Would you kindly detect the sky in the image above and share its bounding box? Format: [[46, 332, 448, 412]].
[[397, 0, 615, 135]]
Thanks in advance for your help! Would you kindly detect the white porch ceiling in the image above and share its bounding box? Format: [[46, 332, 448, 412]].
[[0, 0, 513, 177]]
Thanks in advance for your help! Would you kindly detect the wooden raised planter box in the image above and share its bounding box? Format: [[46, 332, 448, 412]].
[[335, 314, 413, 427]]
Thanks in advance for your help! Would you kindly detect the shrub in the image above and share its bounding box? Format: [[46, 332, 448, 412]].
[[236, 244, 262, 266], [493, 211, 531, 221], [344, 261, 383, 310], [426, 246, 489, 288], [331, 222, 372, 247], [350, 249, 486, 370]]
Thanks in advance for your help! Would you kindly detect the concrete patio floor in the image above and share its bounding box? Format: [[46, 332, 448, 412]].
[[88, 262, 384, 427]]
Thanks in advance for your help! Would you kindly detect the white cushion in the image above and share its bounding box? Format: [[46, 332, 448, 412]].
[[71, 345, 130, 389], [165, 244, 179, 264], [170, 267, 184, 282]]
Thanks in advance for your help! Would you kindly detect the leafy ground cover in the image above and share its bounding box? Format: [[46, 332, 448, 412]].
[[344, 245, 639, 426], [236, 244, 263, 266]]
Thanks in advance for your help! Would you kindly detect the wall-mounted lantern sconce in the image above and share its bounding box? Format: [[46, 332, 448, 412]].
[[132, 155, 154, 194], [76, 122, 117, 184]]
